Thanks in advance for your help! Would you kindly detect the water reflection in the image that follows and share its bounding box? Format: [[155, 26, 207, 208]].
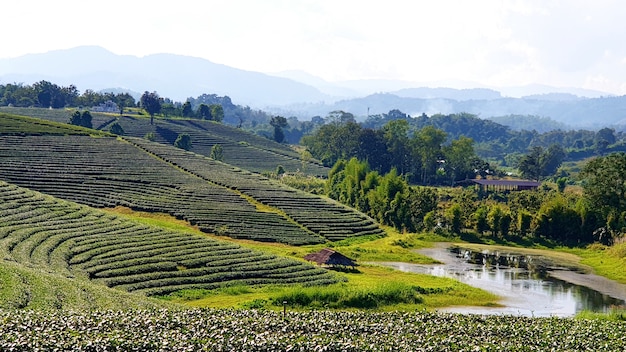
[[378, 247, 626, 317]]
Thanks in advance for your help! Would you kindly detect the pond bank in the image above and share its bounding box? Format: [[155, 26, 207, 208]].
[[375, 242, 626, 316]]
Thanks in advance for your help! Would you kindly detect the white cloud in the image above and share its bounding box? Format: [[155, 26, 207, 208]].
[[2, 0, 626, 94]]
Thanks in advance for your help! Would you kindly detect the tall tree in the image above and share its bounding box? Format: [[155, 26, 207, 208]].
[[382, 119, 410, 175], [443, 136, 476, 184], [581, 152, 626, 218], [210, 104, 224, 123], [140, 91, 162, 125], [518, 146, 543, 181], [182, 101, 193, 117], [412, 126, 447, 184], [270, 115, 289, 143], [198, 104, 211, 120]]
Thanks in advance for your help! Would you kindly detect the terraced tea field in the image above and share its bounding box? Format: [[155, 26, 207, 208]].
[[129, 137, 385, 241], [0, 108, 329, 176], [0, 134, 327, 245], [0, 181, 338, 297], [0, 116, 383, 245]]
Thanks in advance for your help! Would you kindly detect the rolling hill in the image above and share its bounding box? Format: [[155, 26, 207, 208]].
[[0, 180, 338, 301], [0, 106, 329, 177], [0, 112, 383, 245]]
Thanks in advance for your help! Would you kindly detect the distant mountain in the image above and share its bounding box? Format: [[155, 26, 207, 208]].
[[0, 46, 329, 106], [2, 46, 623, 127], [393, 87, 502, 101], [269, 92, 626, 129]]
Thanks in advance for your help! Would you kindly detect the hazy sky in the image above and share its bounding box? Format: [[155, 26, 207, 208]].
[[3, 0, 626, 94]]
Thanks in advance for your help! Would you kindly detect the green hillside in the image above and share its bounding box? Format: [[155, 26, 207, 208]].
[[0, 107, 329, 176], [0, 181, 338, 300], [0, 113, 383, 245]]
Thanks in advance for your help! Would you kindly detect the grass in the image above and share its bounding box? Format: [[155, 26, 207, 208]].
[[563, 241, 626, 284], [162, 264, 499, 311], [106, 207, 499, 310], [575, 308, 626, 321]]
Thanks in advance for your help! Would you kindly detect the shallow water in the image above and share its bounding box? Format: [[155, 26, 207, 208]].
[[377, 246, 626, 317]]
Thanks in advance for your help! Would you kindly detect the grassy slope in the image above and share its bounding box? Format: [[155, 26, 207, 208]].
[[0, 260, 170, 310]]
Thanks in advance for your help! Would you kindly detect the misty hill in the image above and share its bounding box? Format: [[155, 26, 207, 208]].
[[284, 93, 626, 129], [0, 46, 328, 106], [3, 46, 625, 128]]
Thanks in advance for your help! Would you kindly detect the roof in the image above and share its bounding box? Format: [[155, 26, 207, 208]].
[[304, 248, 357, 267], [471, 179, 541, 187]]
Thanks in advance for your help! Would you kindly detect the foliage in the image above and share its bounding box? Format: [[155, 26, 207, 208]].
[[0, 309, 623, 351], [109, 122, 124, 135], [270, 115, 289, 143], [581, 152, 626, 218], [210, 144, 224, 161], [304, 118, 482, 185], [173, 133, 192, 150], [271, 282, 423, 309], [140, 91, 162, 124], [69, 110, 93, 129], [326, 158, 437, 233]]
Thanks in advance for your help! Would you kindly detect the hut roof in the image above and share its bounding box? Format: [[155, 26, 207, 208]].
[[471, 179, 541, 188], [304, 248, 357, 267]]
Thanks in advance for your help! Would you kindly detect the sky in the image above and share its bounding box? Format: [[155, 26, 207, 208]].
[[3, 0, 626, 95]]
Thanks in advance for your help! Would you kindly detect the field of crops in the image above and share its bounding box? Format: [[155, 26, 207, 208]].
[[0, 181, 338, 298], [0, 122, 383, 244], [0, 108, 329, 176], [0, 308, 623, 351], [0, 112, 99, 135], [116, 115, 329, 176], [129, 137, 385, 241], [0, 134, 330, 244]]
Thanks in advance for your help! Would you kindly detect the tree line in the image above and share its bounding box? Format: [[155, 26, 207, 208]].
[[0, 81, 136, 113], [322, 152, 626, 246], [301, 116, 493, 186]]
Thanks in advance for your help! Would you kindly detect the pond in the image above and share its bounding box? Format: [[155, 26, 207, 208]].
[[377, 245, 626, 317]]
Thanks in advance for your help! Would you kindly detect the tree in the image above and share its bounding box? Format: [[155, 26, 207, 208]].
[[210, 104, 224, 123], [114, 93, 135, 115], [518, 146, 543, 181], [382, 120, 410, 174], [210, 144, 224, 161], [140, 91, 162, 124], [109, 122, 124, 135], [443, 136, 476, 185], [69, 110, 92, 128], [581, 152, 626, 218], [325, 110, 355, 125], [182, 101, 193, 117], [270, 115, 289, 143], [174, 133, 192, 151], [412, 126, 447, 184], [198, 104, 211, 120], [541, 144, 566, 176]]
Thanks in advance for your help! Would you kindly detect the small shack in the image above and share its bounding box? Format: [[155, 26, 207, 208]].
[[471, 179, 540, 192], [304, 248, 357, 269]]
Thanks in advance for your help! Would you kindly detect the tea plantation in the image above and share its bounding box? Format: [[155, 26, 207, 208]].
[[0, 115, 383, 244], [0, 181, 338, 297]]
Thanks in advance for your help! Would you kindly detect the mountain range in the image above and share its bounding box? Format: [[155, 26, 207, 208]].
[[1, 46, 625, 128]]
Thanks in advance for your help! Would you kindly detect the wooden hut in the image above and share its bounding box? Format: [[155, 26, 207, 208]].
[[304, 248, 357, 269]]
